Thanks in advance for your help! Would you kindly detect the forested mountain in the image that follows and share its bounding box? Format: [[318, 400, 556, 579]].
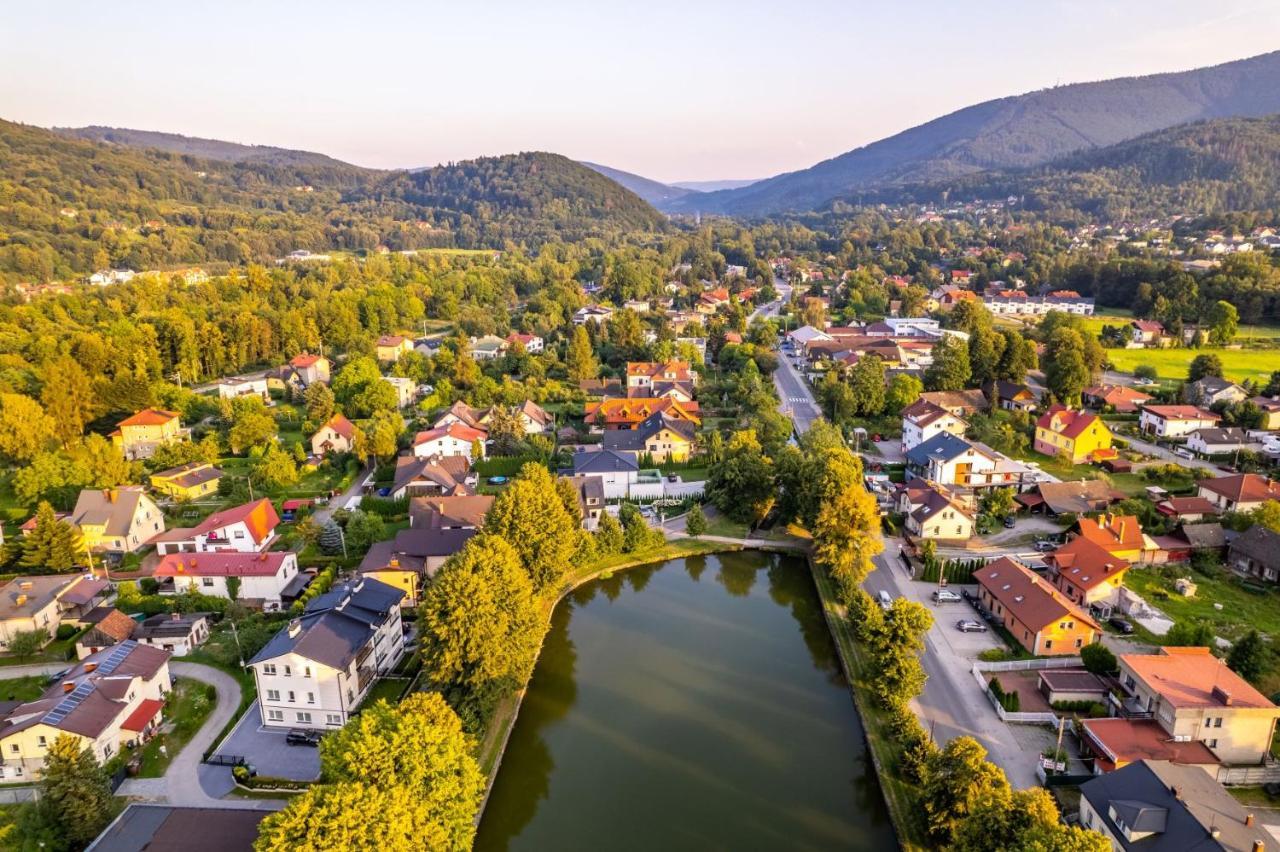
[[53, 125, 352, 168], [671, 178, 759, 192], [671, 50, 1280, 216], [0, 120, 663, 283], [581, 162, 699, 206], [845, 115, 1280, 221]]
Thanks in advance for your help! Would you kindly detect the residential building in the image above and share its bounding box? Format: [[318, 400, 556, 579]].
[[148, 462, 223, 501], [375, 335, 413, 363], [382, 376, 417, 408], [110, 409, 189, 460], [358, 528, 476, 606], [1128, 319, 1166, 347], [288, 353, 331, 386], [1079, 760, 1271, 851], [601, 411, 696, 463], [1186, 427, 1257, 457], [904, 433, 997, 488], [506, 332, 544, 354], [1079, 717, 1221, 776], [982, 380, 1036, 412], [918, 389, 988, 417], [973, 557, 1101, 656], [76, 607, 140, 659], [249, 577, 405, 730], [408, 495, 495, 530], [1198, 474, 1280, 514], [1046, 537, 1130, 606], [899, 481, 975, 542], [1186, 376, 1249, 408], [584, 397, 701, 431], [152, 551, 302, 611], [215, 376, 270, 402], [0, 575, 109, 649], [1140, 405, 1221, 438], [0, 642, 171, 780], [132, 612, 212, 656], [1076, 513, 1151, 562], [153, 499, 280, 555], [468, 334, 509, 361], [1082, 384, 1153, 414], [1154, 496, 1219, 523], [1034, 405, 1113, 464], [433, 400, 487, 431], [1016, 479, 1121, 517], [388, 454, 471, 500], [72, 487, 165, 554], [310, 413, 357, 457], [1249, 396, 1280, 430], [900, 399, 968, 453], [88, 804, 268, 852], [1227, 525, 1280, 583], [563, 475, 605, 530], [572, 305, 613, 325], [573, 450, 642, 499], [412, 422, 487, 461], [625, 360, 697, 395]]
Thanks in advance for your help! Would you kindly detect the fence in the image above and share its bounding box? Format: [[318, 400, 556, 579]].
[[974, 657, 1083, 673], [1217, 764, 1280, 786], [0, 786, 38, 804], [972, 660, 1077, 725]]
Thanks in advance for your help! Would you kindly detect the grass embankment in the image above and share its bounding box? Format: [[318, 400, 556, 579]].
[[808, 559, 928, 850], [136, 679, 216, 777], [1106, 347, 1278, 384], [476, 537, 737, 777], [1125, 567, 1280, 645]]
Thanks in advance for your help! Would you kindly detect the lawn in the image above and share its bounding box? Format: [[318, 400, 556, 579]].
[[1105, 347, 1279, 384], [1124, 565, 1280, 644], [134, 678, 217, 777], [0, 675, 46, 702], [0, 628, 84, 668], [358, 677, 409, 709], [701, 514, 750, 539]]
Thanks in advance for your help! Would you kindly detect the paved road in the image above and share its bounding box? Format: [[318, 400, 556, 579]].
[[311, 462, 374, 525], [0, 661, 72, 679], [1123, 432, 1222, 472]]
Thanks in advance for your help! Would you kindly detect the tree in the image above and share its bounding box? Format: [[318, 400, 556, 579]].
[[485, 405, 526, 456], [483, 464, 580, 594], [886, 373, 924, 414], [995, 328, 1036, 383], [18, 501, 84, 572], [27, 734, 115, 849], [866, 598, 933, 708], [1164, 618, 1215, 647], [8, 629, 46, 661], [1227, 630, 1268, 685], [227, 396, 278, 454], [0, 393, 57, 463], [619, 503, 661, 552], [979, 488, 1015, 519], [418, 534, 542, 726], [922, 736, 1010, 844], [924, 335, 972, 391], [1044, 328, 1090, 406], [318, 520, 345, 556], [565, 325, 598, 382], [343, 510, 387, 552], [846, 355, 887, 416], [1207, 299, 1239, 346], [363, 410, 403, 461], [253, 443, 299, 490], [952, 786, 1109, 852], [594, 512, 624, 555], [1080, 642, 1117, 676], [304, 382, 336, 426], [1250, 500, 1280, 533], [255, 782, 452, 852], [706, 430, 776, 525], [317, 694, 483, 851], [1188, 353, 1224, 383], [41, 357, 96, 445], [685, 504, 708, 538]]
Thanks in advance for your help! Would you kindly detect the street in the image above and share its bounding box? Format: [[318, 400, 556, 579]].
[[756, 283, 823, 435]]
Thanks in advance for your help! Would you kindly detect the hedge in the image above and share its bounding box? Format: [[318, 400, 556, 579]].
[[473, 455, 546, 477], [987, 677, 1020, 712]]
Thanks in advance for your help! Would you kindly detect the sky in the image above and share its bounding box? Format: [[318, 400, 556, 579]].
[[3, 1, 1278, 183]]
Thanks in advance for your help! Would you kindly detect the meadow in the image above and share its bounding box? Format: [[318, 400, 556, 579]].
[[1105, 347, 1280, 384]]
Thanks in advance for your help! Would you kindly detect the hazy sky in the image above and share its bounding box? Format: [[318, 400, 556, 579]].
[[3, 1, 1278, 182]]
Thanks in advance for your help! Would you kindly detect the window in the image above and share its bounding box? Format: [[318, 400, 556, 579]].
[[327, 714, 342, 726], [296, 712, 312, 723], [307, 693, 315, 704], [284, 666, 292, 677], [1206, 738, 1219, 749], [1213, 717, 1223, 728], [202, 578, 214, 587], [37, 736, 46, 747], [266, 690, 280, 702], [1075, 638, 1084, 648], [288, 691, 296, 702], [1045, 640, 1053, 650], [263, 664, 277, 676], [267, 709, 284, 722], [304, 667, 311, 678], [9, 745, 17, 754]]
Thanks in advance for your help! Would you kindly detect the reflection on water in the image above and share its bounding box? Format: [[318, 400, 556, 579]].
[[474, 551, 894, 852]]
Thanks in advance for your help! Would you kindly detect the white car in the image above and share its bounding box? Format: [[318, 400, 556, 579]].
[[932, 589, 962, 603]]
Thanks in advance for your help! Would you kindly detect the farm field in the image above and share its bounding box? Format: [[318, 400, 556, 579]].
[[1106, 347, 1279, 384]]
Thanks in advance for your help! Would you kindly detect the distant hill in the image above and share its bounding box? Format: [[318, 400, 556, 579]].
[[581, 162, 698, 206], [53, 125, 353, 169], [670, 50, 1280, 216], [670, 178, 759, 192], [851, 115, 1280, 220]]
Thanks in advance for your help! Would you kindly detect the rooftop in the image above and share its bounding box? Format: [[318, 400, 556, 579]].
[[1122, 646, 1275, 710], [975, 556, 1099, 632]]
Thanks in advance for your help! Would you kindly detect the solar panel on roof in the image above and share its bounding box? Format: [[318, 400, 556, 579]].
[[42, 681, 95, 725], [96, 639, 137, 675]]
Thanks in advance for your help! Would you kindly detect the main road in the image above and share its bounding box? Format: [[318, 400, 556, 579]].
[[760, 285, 1039, 788]]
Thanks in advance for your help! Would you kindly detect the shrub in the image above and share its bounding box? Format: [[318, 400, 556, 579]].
[[54, 624, 78, 641], [140, 577, 160, 596]]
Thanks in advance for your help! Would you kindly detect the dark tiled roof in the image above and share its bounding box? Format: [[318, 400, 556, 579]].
[[250, 577, 403, 670], [574, 449, 639, 474]]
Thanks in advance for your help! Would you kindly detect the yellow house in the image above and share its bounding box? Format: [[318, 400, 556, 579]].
[[601, 411, 696, 463], [149, 462, 224, 501], [71, 487, 165, 554], [110, 409, 189, 460], [1033, 405, 1112, 464], [375, 335, 413, 363]]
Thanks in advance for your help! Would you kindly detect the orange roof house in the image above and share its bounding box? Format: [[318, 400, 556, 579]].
[[310, 413, 357, 457], [1076, 513, 1151, 562], [152, 498, 281, 556], [1197, 473, 1280, 514], [110, 409, 188, 461], [582, 397, 701, 430], [1045, 537, 1130, 606], [1034, 405, 1113, 464], [974, 557, 1101, 656], [1082, 384, 1153, 414]]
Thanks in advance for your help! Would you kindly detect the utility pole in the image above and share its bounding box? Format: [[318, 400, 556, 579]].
[[228, 620, 245, 668]]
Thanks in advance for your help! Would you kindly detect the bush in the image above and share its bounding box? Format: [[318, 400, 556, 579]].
[[987, 677, 1020, 712], [139, 577, 160, 595], [1051, 700, 1108, 717], [359, 497, 409, 518], [1081, 642, 1118, 676], [54, 624, 78, 641]]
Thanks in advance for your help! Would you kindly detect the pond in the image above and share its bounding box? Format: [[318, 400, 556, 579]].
[[475, 551, 894, 851]]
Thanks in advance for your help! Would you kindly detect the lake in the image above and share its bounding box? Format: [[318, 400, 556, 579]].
[[474, 551, 894, 851]]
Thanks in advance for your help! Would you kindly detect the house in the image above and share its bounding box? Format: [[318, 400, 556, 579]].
[[900, 399, 968, 453], [572, 305, 613, 325], [1128, 320, 1166, 347], [412, 423, 487, 461], [1249, 396, 1280, 430], [288, 353, 331, 386], [0, 642, 170, 780], [512, 400, 553, 434], [375, 335, 413, 363], [1016, 479, 1121, 516], [918, 389, 988, 417], [382, 376, 417, 408], [506, 332, 544, 354], [1082, 384, 1153, 414], [626, 360, 697, 393], [388, 455, 471, 501], [0, 576, 109, 649], [696, 287, 730, 314], [1045, 537, 1130, 606], [1140, 405, 1220, 438], [249, 577, 405, 730], [468, 334, 509, 361], [153, 498, 280, 555], [1227, 525, 1280, 583], [72, 488, 165, 554], [1034, 406, 1113, 464], [974, 557, 1101, 655], [905, 433, 997, 488], [152, 551, 302, 610], [1111, 647, 1280, 766], [982, 380, 1037, 412], [132, 612, 212, 657], [1079, 717, 1221, 777], [563, 475, 605, 530], [149, 462, 224, 501], [601, 411, 696, 463], [1186, 427, 1256, 457], [583, 397, 701, 431], [1079, 760, 1271, 851], [408, 495, 495, 530], [1154, 496, 1219, 522], [89, 804, 269, 852], [310, 414, 357, 457], [573, 450, 642, 499], [1186, 376, 1249, 408], [1076, 513, 1151, 562], [75, 607, 141, 659], [1155, 522, 1228, 563], [358, 528, 476, 607], [433, 400, 487, 431], [1198, 473, 1280, 514], [110, 409, 189, 460], [215, 376, 270, 402], [900, 482, 975, 542]]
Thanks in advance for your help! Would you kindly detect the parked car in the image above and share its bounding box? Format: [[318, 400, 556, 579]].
[[1174, 448, 1194, 460], [1002, 515, 1017, 528], [932, 589, 962, 603], [44, 668, 71, 686], [1108, 616, 1135, 634], [956, 620, 988, 633], [877, 590, 893, 610], [1033, 540, 1056, 552], [286, 729, 322, 747]]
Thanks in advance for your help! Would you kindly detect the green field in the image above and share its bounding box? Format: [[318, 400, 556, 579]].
[[1106, 347, 1279, 384]]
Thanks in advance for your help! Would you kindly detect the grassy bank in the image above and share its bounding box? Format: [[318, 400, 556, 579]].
[[1106, 347, 1277, 384]]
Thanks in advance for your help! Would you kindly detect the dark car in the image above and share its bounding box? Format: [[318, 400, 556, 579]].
[[1108, 616, 1135, 634], [44, 668, 71, 686], [956, 619, 988, 633], [1002, 515, 1017, 528], [1264, 782, 1280, 798], [285, 729, 322, 747]]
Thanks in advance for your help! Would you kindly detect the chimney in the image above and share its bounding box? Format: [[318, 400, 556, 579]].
[[84, 662, 97, 673], [106, 489, 117, 503], [1252, 841, 1265, 852], [14, 594, 26, 607], [63, 681, 76, 693], [287, 619, 302, 638]]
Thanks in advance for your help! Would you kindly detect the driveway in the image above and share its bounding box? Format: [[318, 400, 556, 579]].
[[311, 463, 374, 524], [1122, 433, 1221, 472], [214, 702, 322, 782]]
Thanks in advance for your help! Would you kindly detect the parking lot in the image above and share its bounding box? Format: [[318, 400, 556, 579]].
[[213, 702, 322, 781], [898, 579, 1005, 658]]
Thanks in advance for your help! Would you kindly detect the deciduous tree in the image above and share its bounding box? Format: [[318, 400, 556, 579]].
[[483, 463, 580, 594]]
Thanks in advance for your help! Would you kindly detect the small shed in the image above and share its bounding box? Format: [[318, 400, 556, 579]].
[[1037, 669, 1109, 705]]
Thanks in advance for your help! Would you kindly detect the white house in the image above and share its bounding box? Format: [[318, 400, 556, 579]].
[[468, 335, 509, 361], [412, 423, 487, 461], [573, 306, 613, 325], [310, 414, 357, 457], [573, 450, 642, 499], [1186, 427, 1257, 457], [152, 551, 302, 611], [900, 399, 968, 453], [506, 332, 544, 354], [1139, 405, 1221, 438], [152, 499, 281, 556], [904, 432, 998, 488], [249, 577, 405, 730], [131, 612, 212, 656], [382, 376, 417, 408], [215, 376, 271, 402]]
